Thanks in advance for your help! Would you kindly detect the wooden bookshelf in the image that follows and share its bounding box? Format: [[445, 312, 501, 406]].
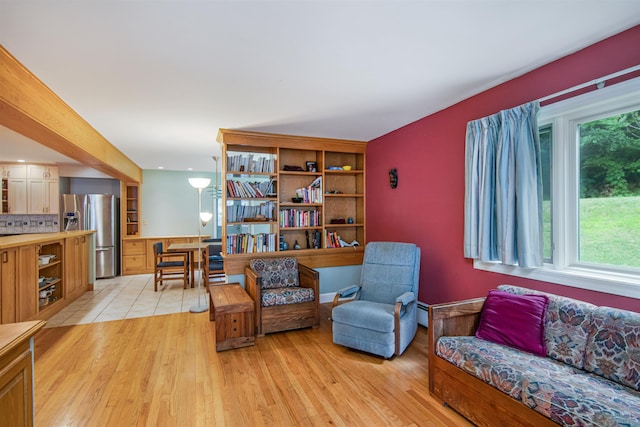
[[217, 129, 367, 274]]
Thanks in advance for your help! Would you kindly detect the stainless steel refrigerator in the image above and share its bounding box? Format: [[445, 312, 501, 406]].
[[61, 194, 119, 278]]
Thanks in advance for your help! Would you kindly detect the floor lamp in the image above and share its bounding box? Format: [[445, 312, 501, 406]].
[[188, 177, 211, 313]]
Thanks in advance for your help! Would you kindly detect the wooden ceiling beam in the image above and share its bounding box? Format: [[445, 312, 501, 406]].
[[0, 45, 142, 183]]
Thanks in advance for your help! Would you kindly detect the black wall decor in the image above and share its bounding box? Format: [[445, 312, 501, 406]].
[[389, 168, 398, 189]]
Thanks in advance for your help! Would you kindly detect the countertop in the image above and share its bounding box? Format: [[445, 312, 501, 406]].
[[0, 320, 46, 358], [0, 230, 95, 249]]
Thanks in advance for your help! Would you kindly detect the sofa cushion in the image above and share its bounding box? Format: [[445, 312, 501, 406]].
[[250, 257, 299, 289], [261, 287, 314, 307], [476, 289, 548, 357], [436, 336, 576, 400], [522, 371, 640, 426], [584, 306, 640, 391], [498, 285, 597, 369]]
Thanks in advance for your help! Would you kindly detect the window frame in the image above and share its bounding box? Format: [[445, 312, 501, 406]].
[[474, 77, 640, 299]]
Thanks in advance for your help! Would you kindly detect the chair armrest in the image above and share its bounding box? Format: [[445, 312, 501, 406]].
[[298, 263, 320, 293], [244, 266, 262, 301], [332, 285, 361, 307], [395, 291, 416, 306], [244, 266, 263, 334]]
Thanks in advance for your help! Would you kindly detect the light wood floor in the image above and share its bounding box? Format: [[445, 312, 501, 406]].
[[33, 303, 472, 426]]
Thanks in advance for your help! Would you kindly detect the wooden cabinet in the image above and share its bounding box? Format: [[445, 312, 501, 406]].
[[121, 236, 199, 275], [0, 246, 37, 323], [0, 321, 45, 427], [0, 247, 18, 324], [1, 178, 8, 214], [1, 164, 58, 214], [27, 165, 59, 214], [36, 241, 64, 317], [17, 245, 37, 322], [7, 176, 27, 214], [0, 232, 92, 324], [121, 239, 146, 275], [122, 183, 140, 237], [217, 129, 367, 274], [64, 235, 88, 299]]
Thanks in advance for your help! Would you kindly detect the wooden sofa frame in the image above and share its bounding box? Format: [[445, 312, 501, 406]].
[[245, 263, 320, 337], [428, 298, 558, 427]]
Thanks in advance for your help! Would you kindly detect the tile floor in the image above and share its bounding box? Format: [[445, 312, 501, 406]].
[[44, 274, 210, 328]]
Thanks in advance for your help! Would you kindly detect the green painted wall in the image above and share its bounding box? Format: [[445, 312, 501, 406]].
[[140, 169, 219, 237]]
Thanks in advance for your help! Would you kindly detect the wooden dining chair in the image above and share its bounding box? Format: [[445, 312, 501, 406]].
[[204, 241, 226, 286], [153, 242, 189, 291]]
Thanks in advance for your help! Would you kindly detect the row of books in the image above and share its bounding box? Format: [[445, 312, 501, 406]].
[[325, 231, 342, 248], [227, 201, 276, 222], [226, 233, 276, 254], [227, 154, 275, 173], [325, 231, 360, 248], [295, 176, 322, 203], [227, 179, 275, 198], [279, 209, 321, 228]]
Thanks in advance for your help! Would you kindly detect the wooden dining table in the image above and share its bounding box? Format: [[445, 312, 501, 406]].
[[167, 242, 207, 288]]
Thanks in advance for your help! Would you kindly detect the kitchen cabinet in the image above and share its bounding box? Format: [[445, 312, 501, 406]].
[[64, 235, 88, 300], [2, 164, 27, 214], [27, 164, 58, 180], [17, 245, 37, 321], [0, 231, 93, 324], [122, 183, 140, 237], [0, 246, 38, 323], [1, 164, 27, 179], [7, 177, 27, 214], [1, 164, 59, 214], [121, 236, 200, 275], [36, 241, 63, 316], [0, 247, 18, 324], [0, 320, 45, 427], [27, 165, 59, 214]]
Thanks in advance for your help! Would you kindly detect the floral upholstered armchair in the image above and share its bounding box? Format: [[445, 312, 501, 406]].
[[244, 257, 320, 336]]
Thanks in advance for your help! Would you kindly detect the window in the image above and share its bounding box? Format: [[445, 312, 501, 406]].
[[475, 78, 640, 298]]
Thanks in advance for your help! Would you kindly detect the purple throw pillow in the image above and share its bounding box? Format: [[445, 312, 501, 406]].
[[475, 289, 549, 357]]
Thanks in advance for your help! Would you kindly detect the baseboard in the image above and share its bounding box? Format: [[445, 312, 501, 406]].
[[417, 301, 428, 327], [320, 292, 336, 304], [321, 293, 429, 327]]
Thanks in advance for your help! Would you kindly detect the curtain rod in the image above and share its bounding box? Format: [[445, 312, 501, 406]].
[[537, 64, 640, 104]]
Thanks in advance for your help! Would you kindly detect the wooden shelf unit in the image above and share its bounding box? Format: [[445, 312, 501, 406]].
[[123, 183, 140, 237], [217, 129, 367, 274], [37, 241, 63, 315]]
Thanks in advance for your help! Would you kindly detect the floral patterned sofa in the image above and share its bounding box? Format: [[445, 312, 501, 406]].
[[428, 285, 640, 427]]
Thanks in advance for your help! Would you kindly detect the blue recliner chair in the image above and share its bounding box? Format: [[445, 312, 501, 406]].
[[331, 241, 421, 358]]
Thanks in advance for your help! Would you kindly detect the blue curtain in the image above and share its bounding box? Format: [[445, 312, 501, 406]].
[[464, 101, 543, 268]]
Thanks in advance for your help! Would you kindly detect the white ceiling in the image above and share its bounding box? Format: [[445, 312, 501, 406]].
[[1, 1, 639, 173]]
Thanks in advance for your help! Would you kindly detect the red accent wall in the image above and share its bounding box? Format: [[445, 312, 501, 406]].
[[366, 25, 640, 311]]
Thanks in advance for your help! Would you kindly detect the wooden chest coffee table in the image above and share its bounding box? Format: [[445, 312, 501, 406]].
[[208, 283, 255, 351]]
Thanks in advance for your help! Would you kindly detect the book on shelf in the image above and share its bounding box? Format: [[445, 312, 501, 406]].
[[325, 231, 359, 248], [227, 153, 275, 173], [227, 201, 276, 222], [226, 232, 276, 254], [279, 209, 321, 228], [227, 179, 275, 198], [295, 176, 322, 203]]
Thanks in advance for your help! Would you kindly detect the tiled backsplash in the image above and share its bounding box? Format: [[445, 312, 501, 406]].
[[0, 214, 60, 234]]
